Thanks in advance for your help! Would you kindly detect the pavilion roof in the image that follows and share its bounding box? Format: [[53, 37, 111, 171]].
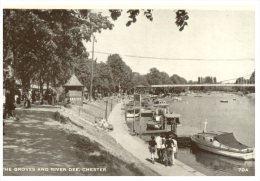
[[64, 74, 83, 87]]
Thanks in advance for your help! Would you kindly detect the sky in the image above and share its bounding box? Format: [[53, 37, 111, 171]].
[[85, 9, 255, 82]]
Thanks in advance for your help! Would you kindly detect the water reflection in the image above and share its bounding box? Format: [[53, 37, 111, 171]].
[[168, 92, 255, 175]]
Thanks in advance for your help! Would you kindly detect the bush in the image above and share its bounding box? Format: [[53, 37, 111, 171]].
[[60, 115, 70, 124], [54, 111, 70, 124], [54, 111, 61, 121]]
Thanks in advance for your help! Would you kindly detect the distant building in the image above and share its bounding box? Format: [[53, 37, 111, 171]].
[[63, 74, 84, 106]]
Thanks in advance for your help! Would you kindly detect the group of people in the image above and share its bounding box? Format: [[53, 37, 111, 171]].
[[44, 88, 57, 105], [148, 134, 178, 167], [21, 88, 57, 107]]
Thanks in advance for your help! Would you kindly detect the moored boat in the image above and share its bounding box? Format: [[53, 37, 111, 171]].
[[220, 100, 228, 103], [191, 131, 255, 160], [194, 95, 203, 97], [126, 108, 140, 118]]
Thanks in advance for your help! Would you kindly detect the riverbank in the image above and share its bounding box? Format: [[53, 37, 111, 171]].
[[108, 102, 204, 176], [3, 101, 157, 176], [160, 92, 255, 176]]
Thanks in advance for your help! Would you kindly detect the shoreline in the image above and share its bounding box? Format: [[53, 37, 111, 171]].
[[108, 102, 204, 176], [4, 100, 204, 176]]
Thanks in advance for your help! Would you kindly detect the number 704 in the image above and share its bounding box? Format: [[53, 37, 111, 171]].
[[238, 168, 248, 172]]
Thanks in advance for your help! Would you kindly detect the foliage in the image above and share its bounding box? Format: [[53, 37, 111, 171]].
[[93, 62, 114, 94], [250, 71, 255, 84], [3, 9, 113, 91], [235, 77, 248, 84], [198, 76, 217, 84], [106, 54, 133, 92], [235, 72, 254, 84], [170, 74, 187, 84], [109, 9, 188, 31], [146, 68, 172, 85], [175, 10, 189, 31], [132, 72, 149, 87], [3, 9, 190, 97]]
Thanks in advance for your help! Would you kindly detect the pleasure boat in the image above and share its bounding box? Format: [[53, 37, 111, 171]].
[[191, 122, 255, 160]]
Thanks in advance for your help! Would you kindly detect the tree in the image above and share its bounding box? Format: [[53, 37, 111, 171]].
[[159, 72, 172, 84], [205, 76, 213, 84], [146, 68, 163, 85], [170, 74, 187, 84], [107, 54, 133, 92], [146, 68, 172, 85], [3, 9, 113, 93], [250, 71, 255, 84], [235, 77, 248, 84], [188, 80, 194, 84], [4, 8, 190, 101], [213, 77, 217, 84], [132, 72, 149, 87], [93, 62, 114, 95]]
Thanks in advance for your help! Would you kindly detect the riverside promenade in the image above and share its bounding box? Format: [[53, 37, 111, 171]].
[[108, 103, 204, 176], [3, 105, 157, 176]]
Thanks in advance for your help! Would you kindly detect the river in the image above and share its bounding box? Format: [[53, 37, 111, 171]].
[[167, 92, 255, 176]]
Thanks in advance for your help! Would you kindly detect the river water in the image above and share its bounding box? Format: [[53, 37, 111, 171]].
[[167, 92, 255, 176]]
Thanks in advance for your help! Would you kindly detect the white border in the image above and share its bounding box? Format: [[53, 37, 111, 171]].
[[0, 1, 259, 181]]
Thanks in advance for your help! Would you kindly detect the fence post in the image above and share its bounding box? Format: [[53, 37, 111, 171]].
[[110, 99, 113, 112], [105, 100, 108, 120]]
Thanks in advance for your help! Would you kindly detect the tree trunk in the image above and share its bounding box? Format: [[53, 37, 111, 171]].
[[21, 78, 30, 91], [39, 78, 44, 95]]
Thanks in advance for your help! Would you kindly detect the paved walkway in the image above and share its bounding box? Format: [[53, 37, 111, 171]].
[[108, 103, 204, 176]]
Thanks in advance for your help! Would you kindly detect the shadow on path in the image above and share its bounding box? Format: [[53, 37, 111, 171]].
[[3, 112, 148, 176]]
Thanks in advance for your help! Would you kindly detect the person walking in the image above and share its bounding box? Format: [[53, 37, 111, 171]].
[[148, 135, 157, 164], [4, 89, 16, 119], [172, 135, 178, 164], [4, 78, 18, 120], [27, 89, 32, 108], [161, 134, 166, 164], [155, 134, 163, 162], [165, 135, 174, 166], [32, 90, 36, 104], [40, 93, 44, 105]]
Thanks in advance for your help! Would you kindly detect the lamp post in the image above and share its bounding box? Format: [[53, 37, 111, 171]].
[[89, 34, 95, 101]]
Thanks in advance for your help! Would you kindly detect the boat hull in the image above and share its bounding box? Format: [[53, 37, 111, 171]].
[[191, 136, 254, 161], [126, 113, 139, 118]]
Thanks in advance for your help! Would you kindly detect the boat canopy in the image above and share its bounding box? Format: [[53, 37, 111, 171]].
[[164, 113, 181, 124], [215, 133, 249, 150], [164, 113, 181, 118]]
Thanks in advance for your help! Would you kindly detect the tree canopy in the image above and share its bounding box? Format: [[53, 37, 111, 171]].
[[170, 74, 187, 84], [3, 9, 190, 97], [250, 71, 255, 84], [109, 9, 189, 31], [3, 9, 113, 91], [106, 54, 133, 92]]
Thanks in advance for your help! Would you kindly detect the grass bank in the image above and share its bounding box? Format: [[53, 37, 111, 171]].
[[4, 100, 158, 176]]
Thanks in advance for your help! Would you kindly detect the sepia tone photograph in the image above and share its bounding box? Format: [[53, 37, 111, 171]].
[[1, 1, 258, 177]]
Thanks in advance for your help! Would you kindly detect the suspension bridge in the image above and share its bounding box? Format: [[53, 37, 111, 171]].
[[149, 83, 255, 88], [136, 73, 255, 90]]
